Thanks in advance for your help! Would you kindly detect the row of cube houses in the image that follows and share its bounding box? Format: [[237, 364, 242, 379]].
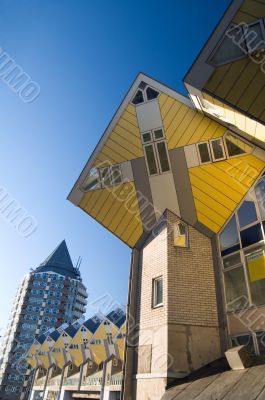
[[26, 308, 126, 371]]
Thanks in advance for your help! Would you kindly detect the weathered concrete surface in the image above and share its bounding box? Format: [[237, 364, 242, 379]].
[[161, 357, 265, 400]]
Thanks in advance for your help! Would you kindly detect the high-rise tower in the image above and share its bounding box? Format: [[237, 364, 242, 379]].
[[0, 240, 88, 399]]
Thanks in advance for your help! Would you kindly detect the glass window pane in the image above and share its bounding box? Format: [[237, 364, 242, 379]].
[[223, 252, 241, 269], [238, 200, 257, 228], [146, 87, 159, 100], [154, 278, 163, 306], [225, 133, 251, 156], [142, 132, 152, 143], [81, 167, 100, 191], [224, 266, 249, 311], [156, 141, 170, 172], [256, 331, 265, 355], [231, 335, 255, 355], [132, 90, 144, 105], [174, 223, 188, 247], [198, 143, 211, 163], [100, 167, 112, 187], [211, 138, 225, 160], [246, 247, 265, 306], [112, 165, 122, 185], [210, 25, 246, 66], [221, 244, 241, 257], [220, 216, 239, 250], [153, 129, 164, 140], [255, 177, 265, 219], [144, 145, 158, 175], [245, 22, 264, 53], [240, 223, 263, 248]]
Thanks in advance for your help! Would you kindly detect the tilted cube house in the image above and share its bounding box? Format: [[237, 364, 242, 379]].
[[68, 0, 265, 399]]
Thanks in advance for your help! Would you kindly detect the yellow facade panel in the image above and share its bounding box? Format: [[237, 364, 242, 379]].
[[94, 104, 143, 167], [239, 0, 265, 19], [189, 154, 265, 233], [159, 94, 225, 149], [79, 183, 143, 247]]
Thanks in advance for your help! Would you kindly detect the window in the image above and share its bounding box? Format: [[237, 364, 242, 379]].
[[81, 164, 123, 192], [209, 24, 247, 66], [224, 265, 248, 311], [197, 142, 211, 164], [238, 200, 257, 228], [210, 138, 226, 161], [153, 276, 163, 308], [220, 216, 239, 252], [244, 20, 265, 54], [245, 246, 265, 306], [231, 334, 255, 355], [240, 223, 263, 248], [174, 222, 188, 247], [142, 128, 170, 176], [225, 132, 252, 157], [131, 82, 159, 105], [255, 177, 265, 219]]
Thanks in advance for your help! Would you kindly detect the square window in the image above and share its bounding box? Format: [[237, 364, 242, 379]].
[[153, 277, 163, 308], [197, 142, 211, 164], [142, 132, 152, 143], [153, 128, 164, 140], [174, 222, 189, 247]]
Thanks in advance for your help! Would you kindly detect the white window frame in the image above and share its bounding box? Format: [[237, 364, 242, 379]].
[[99, 164, 123, 188], [152, 276, 163, 308], [209, 138, 226, 162], [142, 128, 171, 176], [196, 141, 212, 165]]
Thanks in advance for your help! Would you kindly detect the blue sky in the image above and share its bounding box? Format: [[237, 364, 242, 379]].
[[0, 0, 230, 331]]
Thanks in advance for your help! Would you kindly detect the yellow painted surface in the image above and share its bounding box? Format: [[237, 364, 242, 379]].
[[233, 0, 265, 24], [79, 182, 143, 247], [189, 154, 265, 233], [247, 252, 265, 282], [159, 93, 226, 149], [94, 104, 143, 167], [201, 93, 265, 143], [205, 58, 265, 126]]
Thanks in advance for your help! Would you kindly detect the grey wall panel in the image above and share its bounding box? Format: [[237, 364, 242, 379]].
[[169, 148, 197, 226], [131, 158, 157, 233]]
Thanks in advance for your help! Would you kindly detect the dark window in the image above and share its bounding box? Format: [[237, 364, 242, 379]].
[[210, 138, 225, 160], [225, 133, 250, 156], [240, 223, 263, 248], [231, 335, 255, 355], [146, 87, 159, 101], [198, 142, 211, 163], [144, 145, 158, 175], [132, 90, 144, 105], [138, 81, 147, 90], [156, 141, 170, 172]]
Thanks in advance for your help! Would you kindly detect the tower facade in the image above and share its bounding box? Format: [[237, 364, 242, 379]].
[[0, 240, 87, 400]]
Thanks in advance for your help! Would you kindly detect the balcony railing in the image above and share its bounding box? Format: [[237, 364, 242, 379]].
[[84, 376, 102, 387], [109, 374, 123, 387]]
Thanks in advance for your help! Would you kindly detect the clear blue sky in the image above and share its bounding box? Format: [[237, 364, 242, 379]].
[[0, 0, 230, 332]]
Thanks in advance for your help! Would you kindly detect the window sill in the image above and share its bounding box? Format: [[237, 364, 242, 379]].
[[152, 303, 163, 310]]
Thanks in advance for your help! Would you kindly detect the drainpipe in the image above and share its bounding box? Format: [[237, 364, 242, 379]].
[[121, 249, 139, 400]]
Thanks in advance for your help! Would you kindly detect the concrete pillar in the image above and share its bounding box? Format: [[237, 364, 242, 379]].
[[122, 249, 140, 400]]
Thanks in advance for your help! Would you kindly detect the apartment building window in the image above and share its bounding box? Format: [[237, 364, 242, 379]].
[[197, 133, 253, 165], [210, 138, 226, 161], [131, 82, 160, 105], [153, 276, 163, 308], [197, 141, 211, 164], [174, 222, 189, 247], [81, 164, 123, 192], [142, 128, 170, 176]]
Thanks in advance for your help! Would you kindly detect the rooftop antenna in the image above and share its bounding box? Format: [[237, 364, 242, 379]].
[[76, 256, 82, 271]]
